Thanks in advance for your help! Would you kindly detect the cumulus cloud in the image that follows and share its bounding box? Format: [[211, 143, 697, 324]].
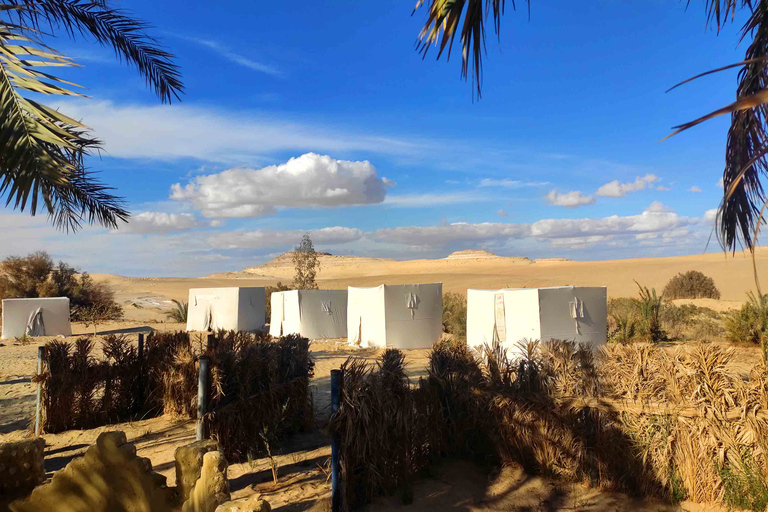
[[371, 223, 531, 246], [208, 226, 363, 249], [704, 208, 718, 221], [689, 186, 702, 193], [114, 212, 207, 234], [595, 174, 660, 198], [544, 189, 595, 208], [479, 179, 550, 188], [171, 153, 391, 218]]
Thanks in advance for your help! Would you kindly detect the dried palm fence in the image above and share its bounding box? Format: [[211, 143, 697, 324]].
[[36, 332, 188, 432], [329, 340, 768, 511], [162, 331, 315, 462]]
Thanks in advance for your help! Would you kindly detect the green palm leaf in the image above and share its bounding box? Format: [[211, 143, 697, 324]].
[[0, 0, 182, 231]]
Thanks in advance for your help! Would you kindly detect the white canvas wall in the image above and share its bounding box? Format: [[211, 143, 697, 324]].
[[348, 286, 385, 348], [1, 297, 71, 339], [467, 286, 607, 357], [538, 286, 607, 349], [348, 283, 442, 349], [186, 287, 265, 332], [270, 290, 348, 339]]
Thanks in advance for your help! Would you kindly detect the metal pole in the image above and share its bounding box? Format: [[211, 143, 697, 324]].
[[137, 333, 145, 409], [331, 369, 343, 512], [34, 346, 44, 437], [196, 356, 209, 441], [206, 332, 216, 352]]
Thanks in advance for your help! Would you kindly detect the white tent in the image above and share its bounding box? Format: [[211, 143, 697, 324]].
[[269, 289, 348, 339], [467, 286, 607, 355], [186, 287, 265, 332], [348, 283, 443, 349], [1, 297, 72, 339]]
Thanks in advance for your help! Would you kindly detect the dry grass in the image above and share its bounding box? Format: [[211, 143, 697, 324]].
[[330, 339, 768, 511]]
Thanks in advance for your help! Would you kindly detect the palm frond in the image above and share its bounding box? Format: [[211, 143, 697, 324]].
[[4, 0, 182, 102], [414, 0, 526, 98]]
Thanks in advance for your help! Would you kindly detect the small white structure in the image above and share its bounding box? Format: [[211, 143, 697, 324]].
[[348, 283, 443, 349], [467, 286, 607, 355], [186, 287, 265, 332], [269, 289, 348, 339], [1, 297, 72, 339]]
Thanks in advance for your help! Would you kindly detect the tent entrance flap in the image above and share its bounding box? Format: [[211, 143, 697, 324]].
[[493, 293, 506, 343], [26, 307, 45, 336]]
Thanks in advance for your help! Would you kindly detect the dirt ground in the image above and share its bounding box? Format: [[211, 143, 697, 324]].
[[0, 319, 755, 511]]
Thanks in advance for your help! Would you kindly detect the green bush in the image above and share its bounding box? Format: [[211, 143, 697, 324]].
[[663, 270, 721, 300], [166, 299, 188, 323], [719, 453, 768, 512], [636, 282, 666, 343], [724, 292, 768, 345], [0, 251, 122, 322], [442, 292, 467, 339], [660, 303, 723, 341]]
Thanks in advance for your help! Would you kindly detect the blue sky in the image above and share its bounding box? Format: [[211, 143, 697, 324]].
[[1, 1, 752, 276]]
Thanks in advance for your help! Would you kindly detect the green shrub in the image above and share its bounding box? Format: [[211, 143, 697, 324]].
[[442, 292, 467, 339], [660, 303, 723, 341], [718, 454, 768, 512], [166, 299, 188, 323], [608, 308, 638, 344], [0, 251, 122, 322], [636, 282, 666, 343], [663, 270, 721, 300], [724, 292, 768, 345]]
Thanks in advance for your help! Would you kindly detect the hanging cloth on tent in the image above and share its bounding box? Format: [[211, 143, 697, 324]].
[[569, 298, 584, 335], [25, 307, 45, 336], [321, 300, 332, 314], [406, 292, 418, 319], [493, 293, 506, 343], [203, 303, 213, 331]]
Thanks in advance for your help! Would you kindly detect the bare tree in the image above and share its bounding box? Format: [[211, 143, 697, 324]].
[[292, 233, 319, 289]]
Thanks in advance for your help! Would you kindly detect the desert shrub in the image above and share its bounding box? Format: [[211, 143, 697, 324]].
[[718, 454, 768, 512], [636, 282, 666, 343], [166, 299, 188, 323], [0, 251, 122, 322], [663, 270, 721, 300], [660, 303, 723, 341], [724, 292, 768, 346], [264, 281, 291, 323], [441, 292, 467, 339]]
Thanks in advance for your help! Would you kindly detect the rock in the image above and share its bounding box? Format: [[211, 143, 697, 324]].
[[182, 450, 230, 512], [0, 438, 45, 497], [175, 439, 220, 503], [215, 496, 271, 512]]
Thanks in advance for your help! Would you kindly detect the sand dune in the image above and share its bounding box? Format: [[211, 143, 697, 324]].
[[94, 249, 767, 310]]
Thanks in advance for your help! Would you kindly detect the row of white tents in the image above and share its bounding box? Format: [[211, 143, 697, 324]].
[[1, 285, 607, 354]]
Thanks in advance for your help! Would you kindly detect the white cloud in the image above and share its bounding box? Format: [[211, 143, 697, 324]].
[[208, 226, 363, 249], [382, 192, 482, 207], [544, 189, 595, 208], [371, 223, 531, 246], [182, 37, 281, 76], [171, 153, 390, 218], [479, 179, 550, 188], [717, 177, 724, 189], [595, 174, 660, 198], [56, 100, 421, 163], [689, 186, 702, 193], [657, 185, 670, 191], [704, 208, 718, 221], [114, 212, 206, 234]]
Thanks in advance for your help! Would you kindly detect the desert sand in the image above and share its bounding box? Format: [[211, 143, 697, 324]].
[[1, 248, 762, 510]]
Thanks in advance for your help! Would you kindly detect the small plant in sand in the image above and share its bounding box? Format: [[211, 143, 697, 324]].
[[663, 270, 721, 300], [724, 292, 768, 352], [14, 333, 32, 346], [166, 299, 188, 323]]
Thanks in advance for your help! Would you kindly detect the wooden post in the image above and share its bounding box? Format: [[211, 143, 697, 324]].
[[331, 369, 343, 512], [196, 356, 210, 441], [138, 333, 144, 360], [206, 332, 216, 352], [34, 346, 44, 437]]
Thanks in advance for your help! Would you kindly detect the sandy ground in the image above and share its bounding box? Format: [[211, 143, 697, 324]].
[[1, 249, 763, 510]]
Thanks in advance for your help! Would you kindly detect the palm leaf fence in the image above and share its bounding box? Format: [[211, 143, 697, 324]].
[[329, 340, 768, 511], [33, 330, 315, 463]]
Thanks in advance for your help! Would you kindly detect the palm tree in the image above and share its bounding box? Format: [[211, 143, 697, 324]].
[[412, 0, 768, 255], [0, 0, 182, 231]]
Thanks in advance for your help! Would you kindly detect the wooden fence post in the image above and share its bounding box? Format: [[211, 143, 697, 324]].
[[206, 332, 216, 352], [34, 346, 45, 437], [196, 356, 210, 441], [331, 368, 343, 512], [137, 333, 145, 409]]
